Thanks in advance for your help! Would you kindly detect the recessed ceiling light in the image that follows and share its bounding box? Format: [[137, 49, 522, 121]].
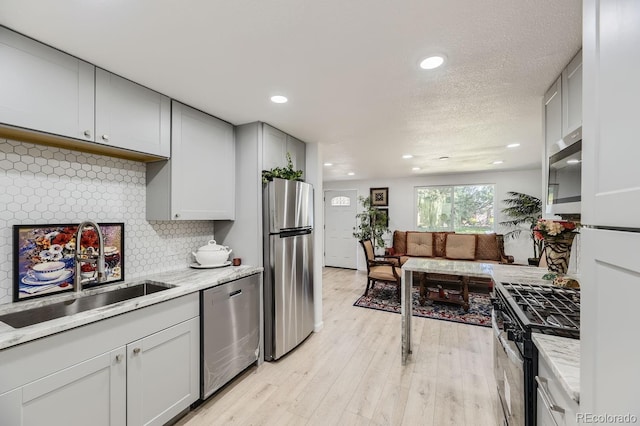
[[324, 162, 333, 167], [439, 156, 450, 161], [402, 154, 413, 159], [420, 55, 445, 70], [567, 159, 581, 164], [507, 143, 521, 148], [347, 172, 355, 176], [270, 95, 288, 104], [492, 160, 504, 165], [412, 167, 421, 171]]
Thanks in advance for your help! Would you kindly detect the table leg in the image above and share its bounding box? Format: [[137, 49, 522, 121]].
[[401, 268, 413, 365], [462, 275, 470, 312]]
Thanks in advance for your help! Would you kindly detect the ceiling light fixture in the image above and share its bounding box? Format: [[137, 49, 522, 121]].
[[412, 167, 421, 171], [420, 55, 445, 70], [347, 172, 355, 176], [439, 156, 450, 160], [270, 95, 288, 104], [493, 160, 504, 165], [324, 162, 333, 167], [402, 154, 413, 159], [507, 143, 521, 148]]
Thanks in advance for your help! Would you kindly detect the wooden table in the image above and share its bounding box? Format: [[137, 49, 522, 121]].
[[418, 274, 470, 312]]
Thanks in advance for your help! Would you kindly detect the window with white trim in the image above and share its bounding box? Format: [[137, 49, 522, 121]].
[[415, 184, 495, 233]]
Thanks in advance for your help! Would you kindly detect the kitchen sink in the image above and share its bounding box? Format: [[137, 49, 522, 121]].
[[0, 281, 175, 329]]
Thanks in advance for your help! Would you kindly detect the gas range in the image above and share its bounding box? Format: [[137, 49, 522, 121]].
[[498, 282, 580, 339], [492, 281, 580, 426]]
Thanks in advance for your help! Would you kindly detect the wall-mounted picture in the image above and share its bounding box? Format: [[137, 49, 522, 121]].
[[370, 187, 389, 206], [13, 223, 124, 301], [376, 208, 389, 227]]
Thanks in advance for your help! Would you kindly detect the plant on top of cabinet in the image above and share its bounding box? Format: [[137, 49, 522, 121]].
[[261, 152, 304, 183]]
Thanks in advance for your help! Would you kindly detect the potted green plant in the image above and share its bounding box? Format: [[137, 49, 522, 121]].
[[352, 196, 389, 251], [499, 191, 543, 265], [261, 152, 303, 183]]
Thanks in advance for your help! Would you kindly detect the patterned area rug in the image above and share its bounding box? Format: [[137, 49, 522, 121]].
[[353, 282, 491, 327]]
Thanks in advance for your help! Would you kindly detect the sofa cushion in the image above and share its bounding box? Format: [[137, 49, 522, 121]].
[[406, 232, 434, 257], [475, 233, 501, 261], [445, 234, 477, 260], [433, 232, 453, 257]]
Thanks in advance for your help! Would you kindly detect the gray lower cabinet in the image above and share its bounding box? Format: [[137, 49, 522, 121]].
[[127, 317, 199, 426], [0, 293, 199, 426], [0, 347, 126, 426], [146, 101, 235, 220]]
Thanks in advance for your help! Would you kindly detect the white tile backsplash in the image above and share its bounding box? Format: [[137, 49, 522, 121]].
[[0, 138, 214, 305]]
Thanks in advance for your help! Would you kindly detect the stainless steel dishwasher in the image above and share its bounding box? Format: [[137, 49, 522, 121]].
[[201, 273, 260, 399]]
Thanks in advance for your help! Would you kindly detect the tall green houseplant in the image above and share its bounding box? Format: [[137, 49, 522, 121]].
[[352, 196, 389, 249], [499, 191, 543, 263]]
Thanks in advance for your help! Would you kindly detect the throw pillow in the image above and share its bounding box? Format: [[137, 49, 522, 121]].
[[445, 234, 477, 260], [475, 233, 501, 261], [406, 232, 434, 257]]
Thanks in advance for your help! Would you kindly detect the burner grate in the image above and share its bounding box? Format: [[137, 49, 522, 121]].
[[500, 282, 580, 334]]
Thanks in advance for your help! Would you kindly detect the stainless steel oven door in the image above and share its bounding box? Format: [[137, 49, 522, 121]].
[[493, 308, 525, 425]]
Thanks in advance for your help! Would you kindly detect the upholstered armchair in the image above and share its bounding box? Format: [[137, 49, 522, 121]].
[[360, 240, 402, 299]]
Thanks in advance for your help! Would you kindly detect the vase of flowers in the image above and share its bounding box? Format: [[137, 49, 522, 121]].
[[534, 219, 580, 274]]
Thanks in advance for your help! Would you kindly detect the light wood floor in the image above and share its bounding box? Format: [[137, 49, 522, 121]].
[[175, 267, 499, 426]]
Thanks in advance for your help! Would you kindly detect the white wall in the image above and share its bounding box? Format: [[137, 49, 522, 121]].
[[324, 168, 542, 268], [0, 138, 214, 305]]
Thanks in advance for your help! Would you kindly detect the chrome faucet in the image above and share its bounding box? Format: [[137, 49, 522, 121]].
[[74, 221, 106, 293]]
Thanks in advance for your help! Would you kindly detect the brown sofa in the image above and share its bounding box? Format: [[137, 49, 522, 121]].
[[390, 231, 514, 265], [390, 231, 514, 293]]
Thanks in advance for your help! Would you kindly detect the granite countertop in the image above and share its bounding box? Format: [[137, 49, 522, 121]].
[[533, 333, 580, 403], [0, 265, 262, 351], [401, 258, 563, 286]]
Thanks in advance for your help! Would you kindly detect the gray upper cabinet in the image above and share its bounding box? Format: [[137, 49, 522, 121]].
[[0, 27, 95, 141], [562, 49, 582, 144], [262, 124, 288, 171], [95, 69, 171, 158], [262, 123, 306, 178], [147, 101, 235, 221], [0, 27, 170, 160], [286, 135, 306, 178], [544, 77, 563, 156]]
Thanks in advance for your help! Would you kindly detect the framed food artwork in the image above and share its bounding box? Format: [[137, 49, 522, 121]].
[[13, 223, 125, 301], [370, 187, 389, 206]]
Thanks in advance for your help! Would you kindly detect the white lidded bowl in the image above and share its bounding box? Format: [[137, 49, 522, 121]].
[[192, 240, 232, 266]]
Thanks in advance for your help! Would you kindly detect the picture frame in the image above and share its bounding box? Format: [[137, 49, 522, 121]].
[[376, 208, 389, 227], [370, 187, 389, 206], [13, 223, 125, 301]]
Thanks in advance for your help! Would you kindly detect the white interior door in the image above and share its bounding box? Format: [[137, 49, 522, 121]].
[[324, 190, 357, 269]]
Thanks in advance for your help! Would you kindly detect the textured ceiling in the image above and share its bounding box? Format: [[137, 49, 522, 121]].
[[0, 0, 582, 181]]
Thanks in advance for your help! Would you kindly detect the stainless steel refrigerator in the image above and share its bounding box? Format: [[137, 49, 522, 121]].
[[263, 178, 314, 361]]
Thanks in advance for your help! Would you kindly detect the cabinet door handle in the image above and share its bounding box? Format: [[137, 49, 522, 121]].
[[133, 347, 141, 355], [83, 130, 92, 138], [115, 354, 123, 363], [102, 134, 110, 141], [175, 213, 180, 219], [229, 289, 242, 298], [535, 376, 565, 417]]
